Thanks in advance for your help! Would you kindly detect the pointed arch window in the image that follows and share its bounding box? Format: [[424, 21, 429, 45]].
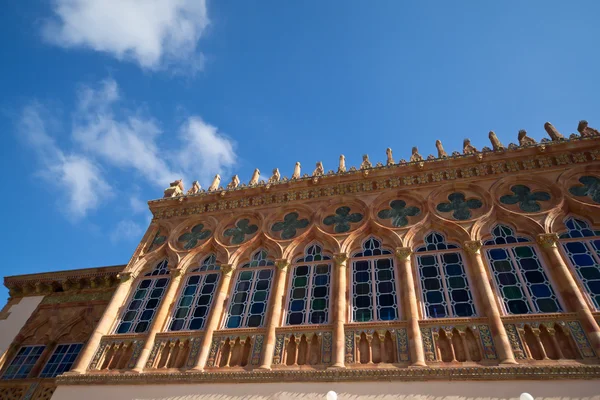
[[415, 232, 475, 318], [224, 249, 274, 329], [115, 259, 170, 334], [286, 244, 332, 325], [483, 225, 562, 315], [559, 217, 600, 310], [169, 254, 221, 331], [351, 237, 399, 322]]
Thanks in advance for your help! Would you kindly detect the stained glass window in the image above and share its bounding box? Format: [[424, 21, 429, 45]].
[[415, 232, 475, 318], [351, 237, 398, 322], [559, 217, 600, 309], [484, 225, 562, 314], [169, 254, 220, 331], [40, 343, 83, 378], [225, 249, 274, 328], [115, 260, 170, 334], [2, 345, 45, 379], [286, 244, 332, 325]]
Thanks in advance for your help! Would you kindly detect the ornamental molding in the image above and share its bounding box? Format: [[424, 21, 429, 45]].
[[149, 138, 600, 221], [57, 365, 600, 385]]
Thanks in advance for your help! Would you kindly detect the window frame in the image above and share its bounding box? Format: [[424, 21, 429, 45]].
[[349, 237, 401, 323], [1, 345, 46, 380], [482, 225, 564, 315], [39, 342, 83, 378], [284, 244, 333, 326]]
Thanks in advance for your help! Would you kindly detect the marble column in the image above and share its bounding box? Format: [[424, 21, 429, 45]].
[[191, 264, 235, 371], [132, 268, 183, 372], [463, 240, 517, 364], [331, 253, 348, 368], [395, 247, 426, 367], [67, 272, 135, 374], [259, 259, 290, 369], [537, 233, 600, 354]]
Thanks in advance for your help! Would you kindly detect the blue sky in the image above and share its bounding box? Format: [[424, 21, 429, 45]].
[[1, 1, 599, 301]]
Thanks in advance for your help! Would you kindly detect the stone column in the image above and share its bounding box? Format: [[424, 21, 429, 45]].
[[132, 268, 183, 372], [68, 272, 135, 374], [259, 259, 289, 369], [191, 264, 235, 371], [331, 253, 348, 368], [537, 233, 600, 354], [463, 241, 517, 364], [395, 247, 426, 367]]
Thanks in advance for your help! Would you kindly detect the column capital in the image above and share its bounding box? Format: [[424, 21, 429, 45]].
[[463, 240, 483, 255], [275, 259, 290, 271], [220, 264, 235, 276], [167, 267, 182, 277], [333, 253, 348, 266], [117, 272, 133, 282], [395, 247, 412, 261], [537, 233, 559, 249]]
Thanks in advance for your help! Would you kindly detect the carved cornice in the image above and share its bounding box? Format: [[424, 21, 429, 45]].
[[57, 365, 600, 385], [148, 137, 600, 220], [4, 265, 124, 298]]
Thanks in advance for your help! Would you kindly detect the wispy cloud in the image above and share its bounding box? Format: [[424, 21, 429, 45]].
[[17, 104, 112, 220], [42, 0, 209, 73], [110, 219, 144, 243]]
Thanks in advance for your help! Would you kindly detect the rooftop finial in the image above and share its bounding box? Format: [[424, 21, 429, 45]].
[[208, 174, 221, 191], [186, 180, 200, 195], [249, 169, 260, 186], [435, 140, 447, 158], [410, 146, 423, 162], [163, 179, 184, 198], [227, 175, 240, 189], [360, 154, 372, 170], [578, 120, 600, 137], [386, 148, 394, 165], [488, 131, 505, 151], [463, 138, 477, 154], [544, 122, 564, 141], [313, 161, 324, 177], [518, 129, 536, 146], [269, 168, 280, 183], [291, 162, 301, 180], [338, 155, 346, 173]]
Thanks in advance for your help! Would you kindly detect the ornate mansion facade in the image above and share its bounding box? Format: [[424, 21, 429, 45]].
[[2, 121, 600, 400]]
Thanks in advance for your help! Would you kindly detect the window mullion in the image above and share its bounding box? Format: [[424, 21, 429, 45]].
[[370, 259, 378, 321], [305, 264, 315, 324], [437, 253, 453, 317], [509, 247, 536, 313], [242, 271, 259, 328], [185, 274, 204, 330]]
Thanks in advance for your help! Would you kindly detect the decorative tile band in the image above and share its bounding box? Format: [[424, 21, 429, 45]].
[[88, 342, 108, 370], [322, 331, 333, 364], [344, 330, 355, 364], [567, 321, 596, 358], [272, 334, 285, 365], [420, 327, 436, 362], [251, 335, 264, 366], [504, 324, 527, 359], [127, 340, 145, 369], [206, 337, 221, 368], [187, 337, 203, 368], [395, 328, 410, 362], [477, 325, 498, 360]]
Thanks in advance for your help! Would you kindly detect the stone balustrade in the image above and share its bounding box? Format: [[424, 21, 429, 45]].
[[87, 335, 145, 372], [204, 330, 266, 369], [145, 333, 203, 370]]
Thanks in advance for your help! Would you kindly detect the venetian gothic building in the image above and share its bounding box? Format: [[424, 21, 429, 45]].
[[2, 121, 600, 400]]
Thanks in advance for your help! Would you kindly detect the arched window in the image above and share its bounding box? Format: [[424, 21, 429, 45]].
[[286, 244, 332, 325], [169, 254, 221, 331], [483, 225, 562, 315], [115, 259, 170, 334], [559, 217, 600, 310], [224, 249, 274, 329], [351, 237, 398, 322], [415, 232, 475, 318]]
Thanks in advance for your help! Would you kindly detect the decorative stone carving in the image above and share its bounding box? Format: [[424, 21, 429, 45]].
[[386, 148, 394, 165], [578, 120, 600, 137], [227, 175, 240, 189], [410, 146, 423, 162], [518, 129, 536, 146], [436, 140, 447, 158], [208, 174, 221, 191], [163, 179, 184, 198], [186, 181, 200, 195], [463, 240, 482, 255], [269, 168, 280, 183], [292, 162, 301, 180], [360, 155, 372, 170], [489, 131, 505, 150], [313, 162, 324, 177], [536, 233, 559, 249], [394, 247, 412, 261], [338, 155, 346, 173], [463, 138, 477, 154], [544, 122, 564, 141], [249, 169, 260, 186]]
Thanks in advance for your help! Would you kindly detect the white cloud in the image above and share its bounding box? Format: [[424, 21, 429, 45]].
[[110, 220, 144, 243], [129, 195, 147, 214], [42, 0, 209, 72], [18, 104, 112, 220], [178, 117, 237, 187]]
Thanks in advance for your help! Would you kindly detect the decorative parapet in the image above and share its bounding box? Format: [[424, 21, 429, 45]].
[[4, 265, 124, 298], [145, 333, 203, 370], [271, 327, 333, 367], [344, 323, 410, 365], [88, 335, 145, 371], [205, 329, 266, 369], [149, 134, 600, 221]]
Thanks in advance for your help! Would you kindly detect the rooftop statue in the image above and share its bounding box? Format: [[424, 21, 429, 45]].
[[292, 162, 301, 180], [544, 122, 564, 141], [386, 148, 394, 165], [208, 174, 221, 191], [163, 179, 184, 198], [338, 155, 346, 173], [578, 120, 600, 137], [186, 180, 201, 195], [313, 161, 325, 177], [435, 140, 447, 158], [410, 146, 423, 162], [518, 129, 536, 146], [227, 175, 240, 189], [249, 169, 260, 186], [360, 154, 372, 170], [463, 138, 477, 154], [488, 131, 505, 150], [269, 168, 280, 183]]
